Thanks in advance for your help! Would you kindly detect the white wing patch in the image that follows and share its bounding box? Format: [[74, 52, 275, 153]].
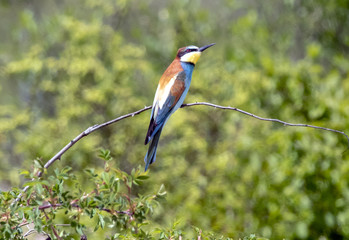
[[151, 74, 178, 119], [158, 74, 177, 109]]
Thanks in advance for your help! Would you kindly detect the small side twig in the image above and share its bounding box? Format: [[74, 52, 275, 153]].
[[23, 229, 36, 237]]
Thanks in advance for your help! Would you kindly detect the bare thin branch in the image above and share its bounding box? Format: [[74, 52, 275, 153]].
[[181, 102, 349, 147], [12, 106, 152, 204], [38, 203, 132, 216], [42, 105, 153, 171], [55, 224, 71, 227], [12, 102, 349, 204]]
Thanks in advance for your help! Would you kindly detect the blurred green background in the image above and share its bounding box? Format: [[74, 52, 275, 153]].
[[1, 0, 349, 239]]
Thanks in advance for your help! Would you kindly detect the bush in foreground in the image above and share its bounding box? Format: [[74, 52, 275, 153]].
[[0, 149, 266, 240]]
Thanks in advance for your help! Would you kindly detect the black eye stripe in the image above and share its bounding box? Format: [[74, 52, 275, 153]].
[[177, 48, 198, 58]]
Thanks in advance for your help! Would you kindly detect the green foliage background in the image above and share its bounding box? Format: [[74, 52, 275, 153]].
[[1, 0, 349, 239]]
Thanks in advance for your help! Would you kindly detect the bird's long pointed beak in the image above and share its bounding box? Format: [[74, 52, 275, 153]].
[[199, 43, 216, 52]]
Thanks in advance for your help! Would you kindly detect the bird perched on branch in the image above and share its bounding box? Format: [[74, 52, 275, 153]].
[[144, 43, 215, 171]]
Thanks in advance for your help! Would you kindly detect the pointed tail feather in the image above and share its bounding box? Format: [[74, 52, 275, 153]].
[[144, 118, 157, 145], [144, 128, 163, 171]]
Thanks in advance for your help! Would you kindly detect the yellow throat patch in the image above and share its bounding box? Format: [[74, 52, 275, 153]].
[[180, 52, 201, 65]]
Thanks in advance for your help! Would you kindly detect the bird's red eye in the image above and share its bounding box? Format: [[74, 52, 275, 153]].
[[186, 49, 190, 52]]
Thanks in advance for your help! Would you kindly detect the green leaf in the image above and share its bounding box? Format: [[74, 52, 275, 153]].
[[22, 180, 49, 187], [137, 175, 149, 180], [76, 224, 84, 235], [19, 169, 30, 176], [98, 214, 105, 229]]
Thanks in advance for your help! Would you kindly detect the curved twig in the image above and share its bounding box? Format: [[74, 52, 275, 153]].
[[12, 102, 349, 204]]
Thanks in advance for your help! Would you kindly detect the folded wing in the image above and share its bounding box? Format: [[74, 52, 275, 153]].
[[144, 71, 186, 144]]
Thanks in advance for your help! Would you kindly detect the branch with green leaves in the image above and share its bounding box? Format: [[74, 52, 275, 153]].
[[4, 101, 347, 239], [3, 152, 165, 239]]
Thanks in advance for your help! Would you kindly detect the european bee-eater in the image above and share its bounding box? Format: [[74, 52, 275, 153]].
[[144, 43, 215, 171]]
